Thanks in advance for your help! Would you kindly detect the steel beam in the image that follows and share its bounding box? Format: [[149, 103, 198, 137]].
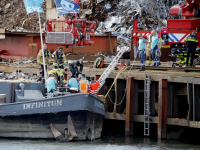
[[125, 77, 134, 136]]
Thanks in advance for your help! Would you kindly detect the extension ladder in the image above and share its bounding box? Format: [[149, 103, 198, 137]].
[[98, 46, 129, 89], [144, 72, 151, 136]]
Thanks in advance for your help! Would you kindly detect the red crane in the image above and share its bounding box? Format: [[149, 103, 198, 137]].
[[132, 0, 200, 66], [45, 0, 96, 46]]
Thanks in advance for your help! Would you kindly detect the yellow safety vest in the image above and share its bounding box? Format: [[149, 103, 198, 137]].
[[48, 69, 66, 83], [53, 50, 67, 67], [37, 49, 51, 65]]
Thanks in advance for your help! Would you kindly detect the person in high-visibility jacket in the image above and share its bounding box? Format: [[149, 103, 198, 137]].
[[88, 76, 100, 96], [48, 68, 68, 86], [53, 46, 67, 69], [185, 32, 199, 67], [37, 44, 52, 77], [79, 74, 89, 93]]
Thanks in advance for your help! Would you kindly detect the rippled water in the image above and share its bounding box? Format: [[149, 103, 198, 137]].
[[0, 135, 200, 150]]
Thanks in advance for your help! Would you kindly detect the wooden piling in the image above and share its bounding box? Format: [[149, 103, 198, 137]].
[[125, 77, 134, 135], [158, 79, 168, 139]]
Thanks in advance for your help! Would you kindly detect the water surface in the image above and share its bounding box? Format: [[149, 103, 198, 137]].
[[0, 135, 200, 150]]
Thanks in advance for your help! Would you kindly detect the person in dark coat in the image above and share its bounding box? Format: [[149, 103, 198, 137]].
[[70, 59, 83, 78]]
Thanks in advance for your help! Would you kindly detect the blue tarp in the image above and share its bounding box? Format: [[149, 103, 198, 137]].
[[23, 0, 44, 14], [55, 0, 80, 16]]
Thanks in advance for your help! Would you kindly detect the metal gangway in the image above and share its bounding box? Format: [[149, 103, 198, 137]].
[[98, 46, 129, 89]]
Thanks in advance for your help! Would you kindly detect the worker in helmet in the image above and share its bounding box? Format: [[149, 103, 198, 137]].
[[53, 46, 67, 69], [69, 54, 86, 78], [79, 74, 89, 93], [70, 59, 84, 78], [37, 43, 51, 77], [48, 68, 68, 87], [185, 32, 199, 67]]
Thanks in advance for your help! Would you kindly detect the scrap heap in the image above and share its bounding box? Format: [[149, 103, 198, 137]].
[[94, 0, 180, 34], [89, 0, 180, 50], [0, 0, 46, 32]]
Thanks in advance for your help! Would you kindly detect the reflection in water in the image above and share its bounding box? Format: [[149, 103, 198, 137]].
[[0, 135, 200, 150]]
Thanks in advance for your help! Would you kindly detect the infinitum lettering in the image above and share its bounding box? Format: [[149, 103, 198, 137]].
[[23, 100, 62, 110]]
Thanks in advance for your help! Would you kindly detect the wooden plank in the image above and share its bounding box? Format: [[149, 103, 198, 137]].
[[189, 121, 200, 128], [106, 113, 200, 129], [0, 29, 5, 34], [132, 115, 158, 123], [167, 118, 188, 126], [105, 112, 126, 120]]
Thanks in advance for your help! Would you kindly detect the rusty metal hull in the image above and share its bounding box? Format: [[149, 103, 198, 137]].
[[0, 110, 104, 140], [0, 94, 105, 141]]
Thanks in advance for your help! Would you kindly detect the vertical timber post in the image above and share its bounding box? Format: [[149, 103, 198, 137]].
[[130, 31, 134, 60], [158, 79, 168, 139], [125, 77, 134, 135]]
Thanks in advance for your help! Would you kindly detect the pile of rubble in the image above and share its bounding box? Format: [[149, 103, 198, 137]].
[[0, 57, 37, 67], [94, 0, 180, 35], [0, 0, 46, 32], [0, 70, 38, 82], [88, 0, 180, 50]]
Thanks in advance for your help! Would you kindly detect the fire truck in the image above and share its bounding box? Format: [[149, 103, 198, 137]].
[[132, 0, 200, 67], [45, 15, 96, 46]]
